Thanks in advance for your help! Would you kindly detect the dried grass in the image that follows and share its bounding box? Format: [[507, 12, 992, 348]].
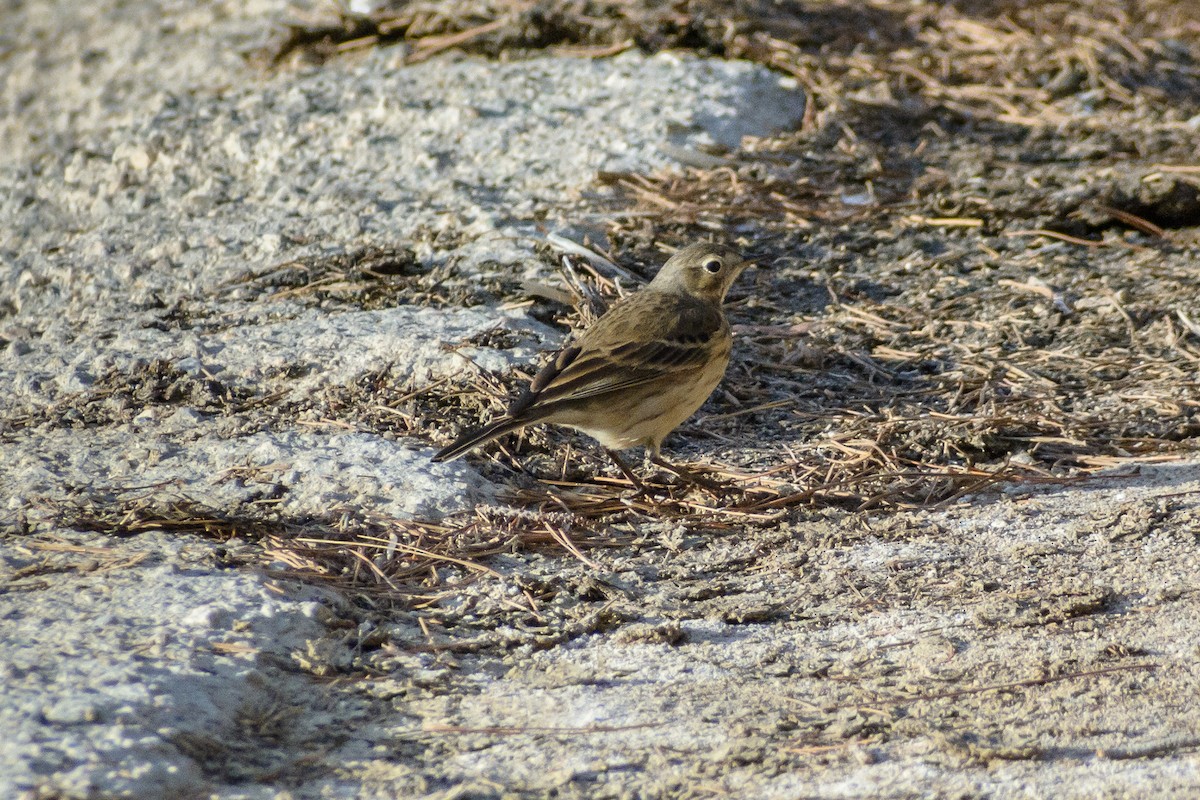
[[54, 494, 632, 607]]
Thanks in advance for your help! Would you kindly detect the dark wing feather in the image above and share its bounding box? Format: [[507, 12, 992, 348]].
[[507, 344, 582, 417], [508, 293, 724, 417]]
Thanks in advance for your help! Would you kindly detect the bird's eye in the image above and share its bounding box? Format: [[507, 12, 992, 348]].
[[703, 258, 723, 274]]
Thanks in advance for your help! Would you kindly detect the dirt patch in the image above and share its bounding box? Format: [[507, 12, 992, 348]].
[[293, 463, 1200, 798]]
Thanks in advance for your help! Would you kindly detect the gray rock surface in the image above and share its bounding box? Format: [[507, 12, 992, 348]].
[[1, 533, 344, 799]]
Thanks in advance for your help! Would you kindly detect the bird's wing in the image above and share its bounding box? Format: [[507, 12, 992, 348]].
[[508, 294, 725, 417]]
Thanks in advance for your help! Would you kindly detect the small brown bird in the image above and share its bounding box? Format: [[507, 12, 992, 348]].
[[432, 242, 750, 481]]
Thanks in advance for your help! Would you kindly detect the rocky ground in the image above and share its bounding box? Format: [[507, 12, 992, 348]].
[[2, 1, 1199, 798]]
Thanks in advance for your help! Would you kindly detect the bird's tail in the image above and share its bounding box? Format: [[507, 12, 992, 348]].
[[431, 416, 530, 462]]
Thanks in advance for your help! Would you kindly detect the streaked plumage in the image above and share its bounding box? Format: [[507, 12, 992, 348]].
[[432, 243, 749, 467]]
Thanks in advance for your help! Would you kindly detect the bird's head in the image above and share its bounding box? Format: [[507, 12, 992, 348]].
[[649, 242, 751, 304]]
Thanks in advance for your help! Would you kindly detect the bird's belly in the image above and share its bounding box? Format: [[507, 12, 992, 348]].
[[557, 354, 730, 451]]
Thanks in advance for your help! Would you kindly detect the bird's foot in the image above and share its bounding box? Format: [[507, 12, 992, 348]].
[[603, 449, 729, 498], [647, 455, 729, 493]]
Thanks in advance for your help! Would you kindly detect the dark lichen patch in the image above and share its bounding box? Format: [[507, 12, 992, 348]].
[[2, 359, 264, 434], [215, 244, 527, 313]]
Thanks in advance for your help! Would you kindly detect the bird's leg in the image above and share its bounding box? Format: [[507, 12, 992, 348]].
[[604, 448, 645, 491]]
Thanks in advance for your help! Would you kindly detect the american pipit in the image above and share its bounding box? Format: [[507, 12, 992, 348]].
[[432, 242, 750, 482]]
